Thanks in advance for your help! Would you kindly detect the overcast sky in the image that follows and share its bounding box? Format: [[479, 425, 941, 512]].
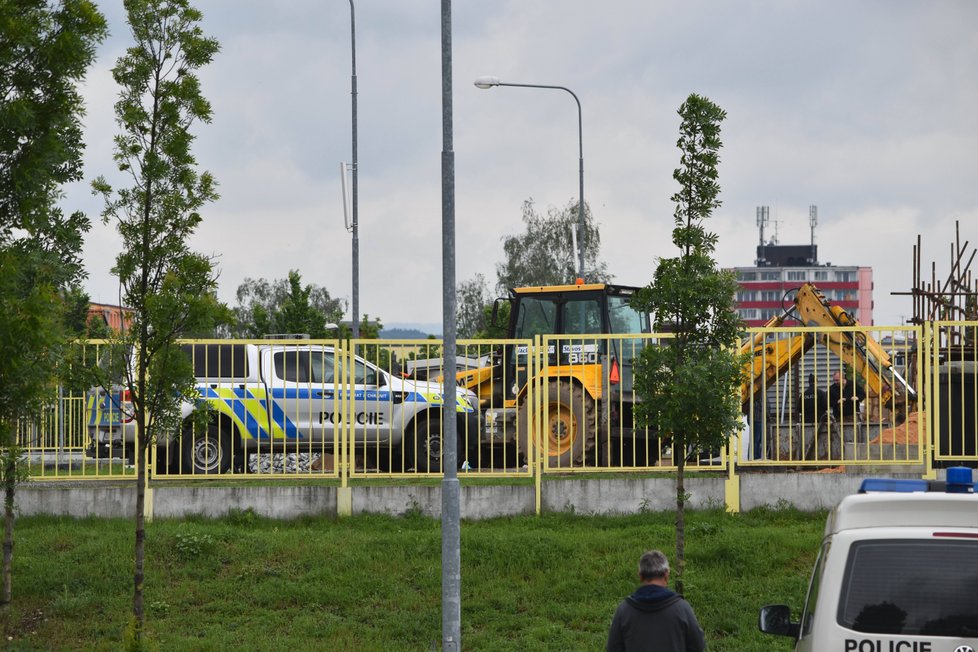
[[66, 1, 978, 330]]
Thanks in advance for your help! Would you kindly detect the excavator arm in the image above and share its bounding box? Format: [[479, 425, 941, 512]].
[[741, 312, 815, 406], [741, 283, 917, 411], [794, 283, 916, 409]]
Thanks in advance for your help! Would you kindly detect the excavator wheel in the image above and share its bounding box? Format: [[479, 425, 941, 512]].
[[518, 381, 596, 468]]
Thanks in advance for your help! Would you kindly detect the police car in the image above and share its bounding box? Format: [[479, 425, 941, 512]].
[[759, 467, 978, 652], [86, 342, 477, 474]]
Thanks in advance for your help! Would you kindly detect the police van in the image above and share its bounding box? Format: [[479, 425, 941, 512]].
[[86, 342, 477, 474], [759, 467, 978, 652]]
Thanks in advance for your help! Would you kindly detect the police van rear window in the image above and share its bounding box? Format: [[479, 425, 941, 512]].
[[838, 539, 978, 637], [181, 344, 249, 380]]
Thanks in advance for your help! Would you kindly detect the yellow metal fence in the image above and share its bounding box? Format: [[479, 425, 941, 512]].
[[12, 325, 978, 487]]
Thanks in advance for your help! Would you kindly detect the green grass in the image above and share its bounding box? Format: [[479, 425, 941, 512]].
[[1, 506, 823, 651]]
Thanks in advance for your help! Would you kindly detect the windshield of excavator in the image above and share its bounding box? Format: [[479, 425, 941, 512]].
[[608, 295, 650, 334], [512, 296, 559, 340]]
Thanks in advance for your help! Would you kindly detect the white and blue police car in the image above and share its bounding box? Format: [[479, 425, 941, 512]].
[[760, 467, 978, 652]]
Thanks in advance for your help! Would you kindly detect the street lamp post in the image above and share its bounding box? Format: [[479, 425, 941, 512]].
[[441, 3, 460, 649], [349, 0, 359, 338], [474, 75, 586, 278]]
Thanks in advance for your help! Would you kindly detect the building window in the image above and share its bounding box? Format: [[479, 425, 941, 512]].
[[737, 271, 756, 281], [740, 309, 757, 319], [760, 290, 780, 302], [786, 271, 807, 281], [761, 271, 781, 281], [736, 291, 756, 302], [813, 270, 828, 281], [835, 271, 854, 282]]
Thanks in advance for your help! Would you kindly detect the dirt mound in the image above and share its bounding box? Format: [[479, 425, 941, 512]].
[[870, 411, 923, 446]]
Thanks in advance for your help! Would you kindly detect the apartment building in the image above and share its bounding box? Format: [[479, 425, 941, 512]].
[[730, 244, 873, 326]]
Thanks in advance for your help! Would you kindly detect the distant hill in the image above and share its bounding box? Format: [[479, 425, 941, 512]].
[[380, 327, 438, 340]]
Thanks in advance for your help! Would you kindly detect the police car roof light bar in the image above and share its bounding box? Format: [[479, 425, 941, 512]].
[[859, 467, 976, 494]]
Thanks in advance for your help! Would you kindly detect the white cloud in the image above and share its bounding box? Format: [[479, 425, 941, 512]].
[[71, 0, 978, 329]]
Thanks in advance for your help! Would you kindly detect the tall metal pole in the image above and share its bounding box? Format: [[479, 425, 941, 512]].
[[473, 78, 586, 278], [440, 1, 461, 649], [349, 0, 360, 338], [573, 93, 585, 278]]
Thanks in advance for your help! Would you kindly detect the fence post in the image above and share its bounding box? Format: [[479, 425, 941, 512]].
[[921, 321, 937, 480], [724, 442, 740, 512], [337, 343, 352, 517], [533, 335, 543, 516], [725, 348, 742, 512]]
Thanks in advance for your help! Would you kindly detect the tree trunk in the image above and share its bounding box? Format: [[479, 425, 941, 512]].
[[2, 457, 14, 606], [674, 434, 686, 595], [133, 438, 146, 640]]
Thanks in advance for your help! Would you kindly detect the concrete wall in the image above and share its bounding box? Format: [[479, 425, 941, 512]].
[[15, 472, 940, 520]]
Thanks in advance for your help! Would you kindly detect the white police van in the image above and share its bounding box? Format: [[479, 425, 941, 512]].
[[759, 467, 978, 652]]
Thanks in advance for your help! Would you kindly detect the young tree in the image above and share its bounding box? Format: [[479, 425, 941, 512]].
[[91, 0, 221, 642], [495, 198, 611, 292], [231, 270, 346, 338], [631, 94, 745, 593], [0, 0, 107, 605]]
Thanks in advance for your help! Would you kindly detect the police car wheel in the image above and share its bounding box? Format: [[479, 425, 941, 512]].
[[409, 416, 442, 473], [184, 423, 232, 474]]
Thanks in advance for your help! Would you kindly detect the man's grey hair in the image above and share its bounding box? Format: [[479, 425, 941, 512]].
[[638, 550, 670, 581]]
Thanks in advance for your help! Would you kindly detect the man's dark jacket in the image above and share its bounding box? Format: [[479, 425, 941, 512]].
[[606, 583, 706, 652]]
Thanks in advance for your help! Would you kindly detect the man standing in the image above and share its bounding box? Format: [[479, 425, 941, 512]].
[[829, 370, 865, 422], [829, 370, 867, 447], [607, 550, 706, 652]]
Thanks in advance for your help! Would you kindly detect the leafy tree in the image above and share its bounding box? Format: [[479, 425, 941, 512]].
[[231, 270, 346, 338], [0, 0, 107, 605], [456, 273, 493, 339], [495, 198, 611, 292], [91, 0, 222, 642], [61, 285, 115, 338], [478, 301, 510, 339], [631, 94, 745, 593], [344, 313, 382, 340], [0, 253, 67, 606]]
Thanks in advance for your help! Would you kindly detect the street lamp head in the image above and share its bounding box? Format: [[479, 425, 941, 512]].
[[474, 75, 501, 89]]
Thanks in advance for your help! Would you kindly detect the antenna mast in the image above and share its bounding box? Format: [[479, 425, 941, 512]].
[[756, 205, 769, 265], [809, 205, 818, 265]]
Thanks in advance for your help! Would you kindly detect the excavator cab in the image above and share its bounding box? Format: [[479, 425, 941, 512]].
[[505, 283, 650, 405], [458, 282, 652, 467]]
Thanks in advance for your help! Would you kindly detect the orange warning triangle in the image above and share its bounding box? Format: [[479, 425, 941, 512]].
[[609, 358, 620, 385]]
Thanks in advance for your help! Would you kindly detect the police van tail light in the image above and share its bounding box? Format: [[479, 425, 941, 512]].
[[859, 466, 976, 494]]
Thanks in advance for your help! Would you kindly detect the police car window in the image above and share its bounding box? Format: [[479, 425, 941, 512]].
[[800, 541, 830, 638], [308, 351, 336, 384], [182, 344, 248, 379], [838, 539, 978, 636], [353, 359, 378, 385], [273, 350, 310, 383]]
